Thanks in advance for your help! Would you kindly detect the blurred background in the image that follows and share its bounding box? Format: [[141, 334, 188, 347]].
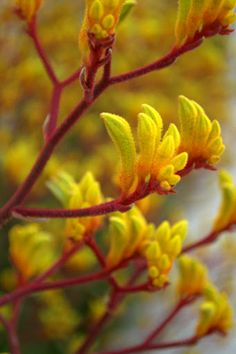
[[0, 0, 236, 353]]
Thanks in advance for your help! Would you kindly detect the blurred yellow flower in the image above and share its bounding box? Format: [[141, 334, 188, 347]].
[[48, 171, 104, 242], [9, 224, 56, 281], [15, 0, 44, 23], [177, 255, 208, 298], [106, 206, 188, 288], [175, 0, 236, 46], [213, 170, 236, 231], [196, 283, 234, 336]]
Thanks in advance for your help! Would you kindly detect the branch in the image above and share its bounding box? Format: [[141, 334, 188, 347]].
[[0, 314, 21, 354], [182, 223, 235, 253], [99, 335, 200, 354], [28, 19, 58, 85], [109, 37, 203, 85], [12, 199, 127, 220], [11, 162, 196, 221], [74, 264, 145, 354], [43, 85, 62, 141], [144, 298, 193, 344], [61, 68, 82, 87]]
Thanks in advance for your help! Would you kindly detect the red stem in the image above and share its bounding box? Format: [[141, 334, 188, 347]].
[[0, 269, 108, 308], [61, 68, 82, 87], [44, 85, 62, 140], [144, 299, 189, 344], [99, 336, 199, 354], [182, 223, 235, 253], [13, 199, 125, 219], [0, 314, 21, 354], [75, 265, 145, 354], [109, 38, 203, 85], [28, 20, 58, 85]]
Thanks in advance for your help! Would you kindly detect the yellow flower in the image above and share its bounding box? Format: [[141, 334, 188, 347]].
[[178, 96, 225, 168], [9, 224, 56, 281], [102, 97, 224, 197], [106, 206, 188, 288], [79, 0, 126, 57], [196, 283, 234, 336], [102, 105, 188, 197], [177, 255, 208, 298], [175, 0, 236, 46], [141, 220, 188, 288], [48, 171, 104, 242], [213, 170, 236, 231], [38, 290, 79, 339], [15, 0, 44, 23], [106, 206, 148, 268]]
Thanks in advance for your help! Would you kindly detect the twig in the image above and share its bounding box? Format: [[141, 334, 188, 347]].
[[99, 335, 199, 354]]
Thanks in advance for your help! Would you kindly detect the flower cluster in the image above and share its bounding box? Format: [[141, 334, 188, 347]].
[[177, 256, 233, 336], [106, 206, 188, 288], [177, 255, 208, 298], [213, 170, 236, 231], [38, 290, 79, 340], [175, 0, 236, 46], [48, 171, 103, 242], [79, 0, 125, 56], [9, 224, 56, 282], [15, 0, 44, 23], [141, 219, 188, 287], [102, 96, 224, 197], [178, 95, 225, 168], [196, 284, 234, 336]]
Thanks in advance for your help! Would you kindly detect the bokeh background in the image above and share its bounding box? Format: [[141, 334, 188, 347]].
[[0, 0, 236, 353]]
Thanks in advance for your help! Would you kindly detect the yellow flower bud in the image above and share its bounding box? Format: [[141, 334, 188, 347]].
[[213, 170, 236, 231], [79, 0, 126, 58], [106, 216, 128, 268], [178, 95, 225, 168], [175, 0, 236, 47], [9, 224, 56, 281], [15, 0, 44, 23], [101, 112, 137, 195], [196, 283, 234, 336], [49, 171, 104, 242], [137, 112, 158, 179], [177, 255, 208, 298]]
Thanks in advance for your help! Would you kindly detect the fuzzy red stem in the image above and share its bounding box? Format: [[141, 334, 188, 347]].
[[182, 223, 235, 253], [44, 85, 62, 140], [99, 336, 199, 354], [75, 265, 145, 354], [28, 20, 58, 85], [109, 38, 203, 85], [144, 299, 189, 344], [61, 68, 82, 87], [0, 314, 21, 354]]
